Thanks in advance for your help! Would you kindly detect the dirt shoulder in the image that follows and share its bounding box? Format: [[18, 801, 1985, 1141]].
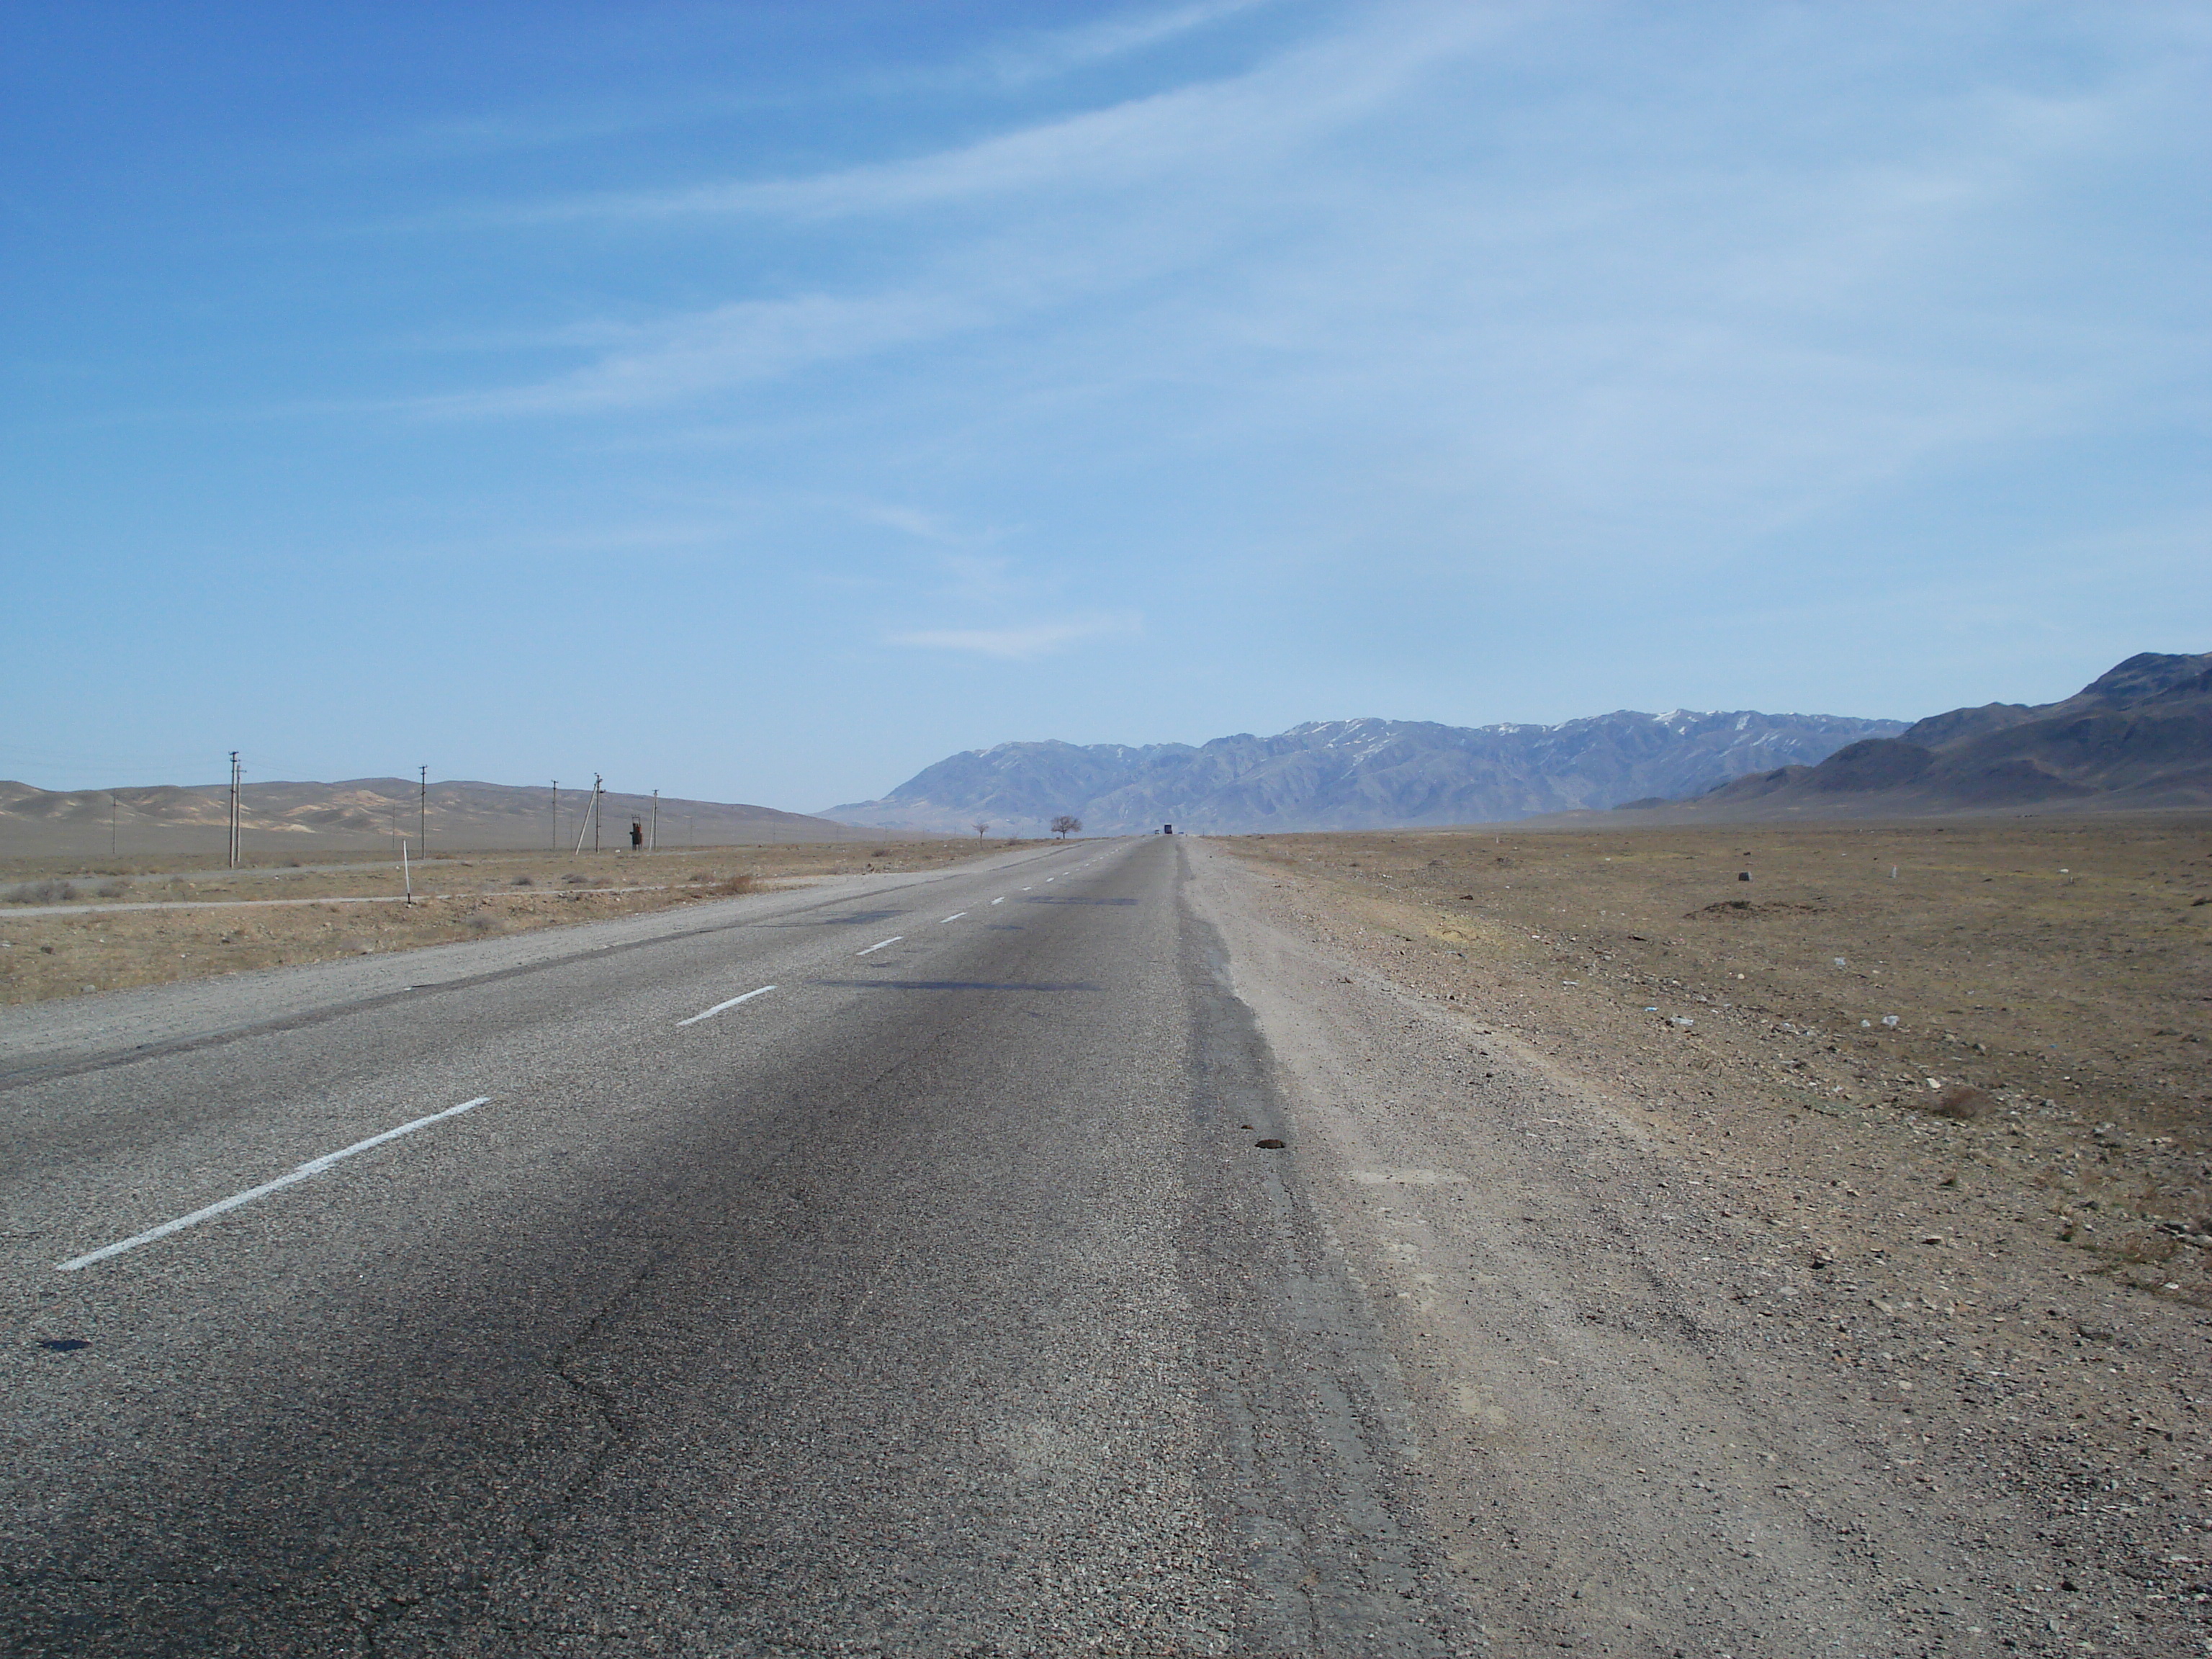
[[1187, 824, 2211, 1658], [0, 840, 1024, 1007]]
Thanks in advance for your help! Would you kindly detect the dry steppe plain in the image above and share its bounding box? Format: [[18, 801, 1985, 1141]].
[[1221, 815, 2211, 1651], [0, 839, 1017, 1005]]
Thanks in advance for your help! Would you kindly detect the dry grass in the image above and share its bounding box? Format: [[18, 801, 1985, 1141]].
[[0, 840, 1023, 1005]]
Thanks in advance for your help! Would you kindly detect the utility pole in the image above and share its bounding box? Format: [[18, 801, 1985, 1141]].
[[551, 781, 558, 853], [650, 790, 658, 853], [573, 775, 602, 858], [418, 765, 427, 856], [110, 792, 117, 859], [227, 752, 240, 868]]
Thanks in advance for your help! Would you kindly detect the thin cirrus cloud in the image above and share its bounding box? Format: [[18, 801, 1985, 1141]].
[[420, 6, 1508, 421], [405, 0, 2205, 618], [979, 0, 1287, 86], [886, 616, 1142, 661], [487, 5, 1503, 228], [422, 289, 992, 417]]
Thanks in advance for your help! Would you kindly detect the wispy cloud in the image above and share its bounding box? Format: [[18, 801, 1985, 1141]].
[[979, 0, 1285, 86], [886, 615, 1141, 660], [415, 6, 1511, 418], [852, 504, 1014, 550], [490, 6, 1503, 226], [420, 289, 991, 415], [397, 1, 2208, 602]]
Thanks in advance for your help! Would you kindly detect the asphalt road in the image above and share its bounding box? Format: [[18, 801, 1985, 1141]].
[[0, 837, 1464, 1656]]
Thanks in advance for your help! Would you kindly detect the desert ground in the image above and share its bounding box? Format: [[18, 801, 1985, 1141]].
[[1209, 815, 2210, 1652], [0, 838, 1019, 1005]]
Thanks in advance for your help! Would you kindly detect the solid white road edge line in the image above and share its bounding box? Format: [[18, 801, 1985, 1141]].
[[857, 935, 904, 955], [57, 1096, 494, 1272], [991, 896, 1004, 904], [940, 912, 966, 923], [677, 984, 778, 1026]]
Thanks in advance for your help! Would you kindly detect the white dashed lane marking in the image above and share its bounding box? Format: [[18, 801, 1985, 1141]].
[[58, 1097, 494, 1272], [48, 849, 1134, 1277], [677, 984, 778, 1026]]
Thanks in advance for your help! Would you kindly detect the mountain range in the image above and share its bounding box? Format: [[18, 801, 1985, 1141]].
[[1661, 650, 2212, 819], [19, 653, 2195, 860], [824, 709, 1910, 836]]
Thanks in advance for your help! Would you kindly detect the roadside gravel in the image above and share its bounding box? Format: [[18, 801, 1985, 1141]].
[[1188, 840, 2211, 1658]]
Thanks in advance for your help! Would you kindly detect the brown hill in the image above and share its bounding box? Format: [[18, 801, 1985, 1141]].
[[0, 776, 874, 861], [1645, 651, 2212, 819]]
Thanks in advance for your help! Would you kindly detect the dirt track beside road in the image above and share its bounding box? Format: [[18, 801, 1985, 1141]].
[[1194, 820, 2211, 1656]]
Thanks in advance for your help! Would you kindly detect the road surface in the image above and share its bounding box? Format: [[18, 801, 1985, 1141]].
[[0, 838, 1463, 1656]]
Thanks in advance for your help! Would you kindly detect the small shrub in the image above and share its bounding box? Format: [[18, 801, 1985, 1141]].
[[510, 875, 534, 887], [697, 873, 758, 897], [560, 873, 591, 886], [93, 877, 130, 898], [4, 879, 75, 904], [464, 912, 503, 935], [1928, 1082, 1995, 1121]]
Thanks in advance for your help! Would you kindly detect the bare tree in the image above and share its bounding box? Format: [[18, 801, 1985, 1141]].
[[1050, 814, 1082, 840], [972, 820, 990, 839]]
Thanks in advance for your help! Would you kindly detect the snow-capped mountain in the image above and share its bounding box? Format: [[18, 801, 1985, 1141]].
[[824, 709, 1906, 835]]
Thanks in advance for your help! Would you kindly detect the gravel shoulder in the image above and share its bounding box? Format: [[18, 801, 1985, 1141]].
[[1187, 837, 2211, 1658]]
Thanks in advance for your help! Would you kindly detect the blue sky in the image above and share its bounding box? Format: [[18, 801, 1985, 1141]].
[[5, 1, 2206, 811]]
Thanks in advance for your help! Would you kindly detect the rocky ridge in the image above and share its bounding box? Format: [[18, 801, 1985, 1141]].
[[828, 709, 1905, 835], [1676, 651, 2212, 819]]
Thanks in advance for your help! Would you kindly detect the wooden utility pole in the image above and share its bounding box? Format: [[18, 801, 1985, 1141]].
[[418, 765, 427, 855], [551, 781, 558, 853], [227, 752, 240, 868], [649, 790, 658, 853]]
